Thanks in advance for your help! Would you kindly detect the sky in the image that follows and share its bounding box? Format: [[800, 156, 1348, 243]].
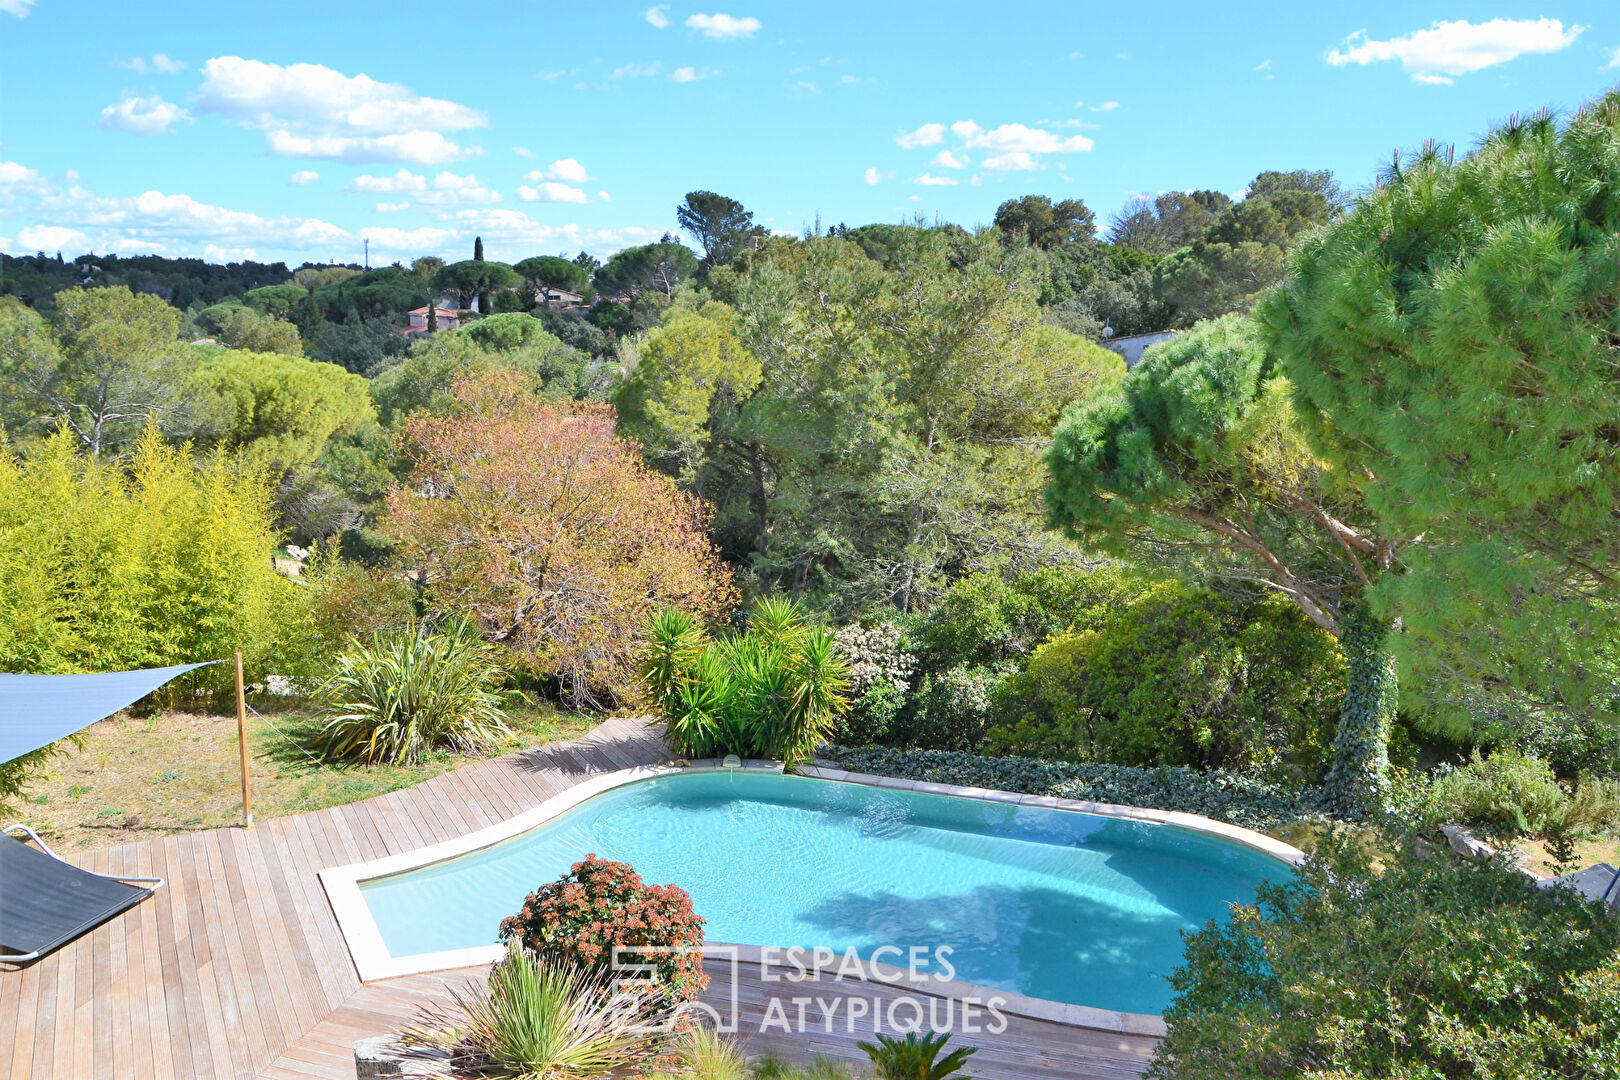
[[1, 2, 1617, 267]]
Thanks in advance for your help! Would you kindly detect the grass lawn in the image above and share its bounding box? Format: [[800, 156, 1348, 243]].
[[1514, 833, 1620, 877], [11, 704, 601, 848]]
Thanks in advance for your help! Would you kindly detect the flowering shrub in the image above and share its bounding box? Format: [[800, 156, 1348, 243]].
[[498, 855, 708, 1002], [832, 621, 916, 745]]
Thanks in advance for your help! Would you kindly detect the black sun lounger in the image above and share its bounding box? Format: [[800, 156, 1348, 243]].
[[0, 824, 163, 966]]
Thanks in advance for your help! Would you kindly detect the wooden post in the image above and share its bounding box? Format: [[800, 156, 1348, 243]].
[[235, 652, 253, 828]]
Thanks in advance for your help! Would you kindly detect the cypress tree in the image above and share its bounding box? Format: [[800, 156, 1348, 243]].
[[473, 236, 488, 312]]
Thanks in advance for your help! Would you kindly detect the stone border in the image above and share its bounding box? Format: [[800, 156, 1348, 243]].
[[321, 758, 1303, 1037]]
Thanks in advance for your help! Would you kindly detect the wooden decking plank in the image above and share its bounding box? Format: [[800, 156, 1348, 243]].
[[201, 828, 270, 1071]]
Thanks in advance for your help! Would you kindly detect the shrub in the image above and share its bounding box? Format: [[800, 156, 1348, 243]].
[[822, 745, 1315, 830], [1148, 834, 1620, 1080], [1566, 773, 1620, 835], [858, 1030, 976, 1080], [499, 855, 709, 1003], [895, 665, 1006, 752], [984, 583, 1344, 785], [907, 564, 1140, 675], [0, 426, 303, 697], [385, 374, 735, 706], [643, 599, 851, 765], [312, 617, 516, 765], [402, 945, 671, 1079], [1431, 750, 1568, 838], [831, 621, 916, 745]]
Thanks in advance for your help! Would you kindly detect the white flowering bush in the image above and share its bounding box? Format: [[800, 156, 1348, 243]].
[[832, 621, 917, 745]]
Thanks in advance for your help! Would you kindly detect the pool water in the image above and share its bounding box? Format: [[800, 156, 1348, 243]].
[[360, 771, 1288, 1014]]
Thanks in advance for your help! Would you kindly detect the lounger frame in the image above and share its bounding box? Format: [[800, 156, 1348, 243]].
[[0, 823, 164, 966]]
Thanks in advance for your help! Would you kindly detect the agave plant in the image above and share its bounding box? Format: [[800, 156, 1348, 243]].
[[313, 616, 518, 765], [857, 1030, 976, 1080], [401, 946, 672, 1079]]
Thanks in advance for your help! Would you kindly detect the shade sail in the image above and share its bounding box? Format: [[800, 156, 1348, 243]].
[[0, 662, 217, 765]]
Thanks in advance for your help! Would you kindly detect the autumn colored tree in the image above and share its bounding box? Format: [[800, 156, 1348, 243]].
[[384, 373, 735, 704]]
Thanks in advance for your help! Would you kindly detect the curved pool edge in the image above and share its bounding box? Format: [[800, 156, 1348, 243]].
[[319, 756, 1302, 1038]]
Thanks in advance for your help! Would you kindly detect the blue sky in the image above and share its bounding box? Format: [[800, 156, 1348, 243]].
[[2, 2, 1617, 267]]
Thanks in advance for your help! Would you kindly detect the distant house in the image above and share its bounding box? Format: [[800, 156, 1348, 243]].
[[538, 288, 585, 309], [1104, 330, 1178, 369], [405, 306, 468, 333]]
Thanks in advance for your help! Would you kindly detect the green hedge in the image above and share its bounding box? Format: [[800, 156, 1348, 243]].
[[821, 745, 1318, 829]]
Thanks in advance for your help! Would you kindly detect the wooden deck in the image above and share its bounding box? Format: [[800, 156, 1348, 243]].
[[2, 718, 1159, 1079]]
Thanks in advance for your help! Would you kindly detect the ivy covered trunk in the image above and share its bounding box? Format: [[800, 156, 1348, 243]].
[[1323, 608, 1397, 818]]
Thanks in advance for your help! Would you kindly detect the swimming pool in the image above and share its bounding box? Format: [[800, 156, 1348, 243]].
[[337, 769, 1292, 1015]]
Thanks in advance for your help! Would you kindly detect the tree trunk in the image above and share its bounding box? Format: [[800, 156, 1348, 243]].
[[1323, 607, 1397, 818]]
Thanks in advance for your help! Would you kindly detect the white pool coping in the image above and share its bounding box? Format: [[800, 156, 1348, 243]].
[[319, 756, 1305, 1037]]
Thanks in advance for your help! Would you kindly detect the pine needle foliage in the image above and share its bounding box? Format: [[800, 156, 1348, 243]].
[[1259, 90, 1620, 728]]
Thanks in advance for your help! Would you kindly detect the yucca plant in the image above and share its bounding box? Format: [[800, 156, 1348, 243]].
[[857, 1030, 976, 1080], [641, 599, 850, 765], [401, 946, 672, 1079], [313, 616, 518, 765]]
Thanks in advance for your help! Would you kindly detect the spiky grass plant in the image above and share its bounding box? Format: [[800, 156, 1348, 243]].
[[401, 947, 673, 1079], [314, 616, 517, 765], [646, 1024, 750, 1080]]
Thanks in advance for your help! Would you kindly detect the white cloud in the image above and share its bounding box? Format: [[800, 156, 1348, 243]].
[[863, 167, 889, 185], [896, 122, 945, 148], [350, 168, 427, 194], [1254, 59, 1272, 71], [288, 170, 320, 186], [685, 13, 761, 40], [361, 225, 458, 253], [0, 160, 50, 207], [911, 172, 959, 186], [672, 66, 716, 82], [963, 122, 1093, 153], [645, 5, 670, 28], [0, 0, 35, 17], [152, 53, 187, 74], [932, 150, 969, 168], [97, 94, 192, 136], [597, 191, 612, 202], [525, 158, 589, 182], [18, 225, 87, 250], [1090, 100, 1120, 111], [350, 168, 499, 206], [612, 61, 661, 78], [518, 181, 589, 203], [514, 145, 535, 158], [195, 56, 488, 163], [425, 171, 501, 206], [982, 151, 1039, 171], [202, 244, 259, 263], [375, 201, 411, 213], [950, 120, 981, 139], [1327, 19, 1583, 84], [1606, 44, 1620, 69]]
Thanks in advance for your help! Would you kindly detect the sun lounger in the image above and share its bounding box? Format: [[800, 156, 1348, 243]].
[[0, 824, 163, 966]]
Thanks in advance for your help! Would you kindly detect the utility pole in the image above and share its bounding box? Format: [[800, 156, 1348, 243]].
[[364, 237, 370, 270]]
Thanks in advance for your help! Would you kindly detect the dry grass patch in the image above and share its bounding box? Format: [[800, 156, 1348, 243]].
[[11, 705, 598, 847]]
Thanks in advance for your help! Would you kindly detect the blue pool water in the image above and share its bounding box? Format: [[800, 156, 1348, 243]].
[[360, 772, 1288, 1014]]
